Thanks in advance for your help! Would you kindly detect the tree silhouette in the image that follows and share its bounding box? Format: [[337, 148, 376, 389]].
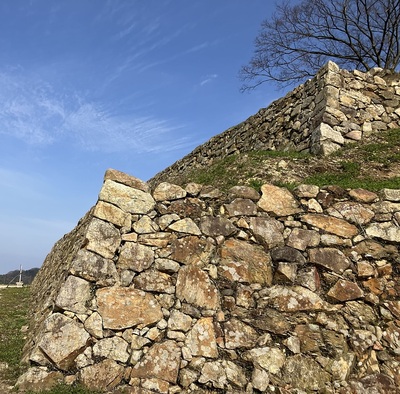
[[240, 0, 400, 90]]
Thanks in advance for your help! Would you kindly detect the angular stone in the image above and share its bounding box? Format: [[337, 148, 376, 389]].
[[93, 200, 130, 228], [104, 169, 149, 192], [224, 318, 258, 349], [302, 213, 358, 237], [328, 279, 364, 301], [154, 258, 180, 274], [282, 355, 331, 391], [349, 373, 397, 394], [15, 367, 64, 392], [176, 265, 219, 310], [169, 236, 215, 267], [86, 218, 121, 259], [70, 249, 118, 287], [219, 239, 273, 285], [117, 242, 154, 272], [168, 310, 192, 332], [309, 247, 351, 274], [275, 262, 297, 283], [366, 222, 400, 242], [249, 217, 284, 249], [84, 312, 103, 339], [168, 218, 201, 235], [96, 287, 162, 330], [352, 239, 398, 258], [138, 232, 176, 247], [332, 201, 375, 225], [92, 337, 130, 363], [223, 198, 258, 217], [199, 216, 236, 237], [252, 368, 269, 391], [258, 184, 302, 216], [295, 266, 321, 292], [153, 182, 186, 201], [130, 340, 181, 384], [55, 275, 92, 314], [185, 182, 203, 196], [349, 188, 379, 203], [357, 261, 376, 278], [79, 359, 124, 391], [99, 179, 155, 214], [245, 347, 286, 374], [270, 246, 306, 264], [260, 285, 337, 312], [185, 317, 218, 358], [228, 185, 260, 200], [133, 269, 174, 294], [385, 301, 400, 319], [132, 215, 159, 234], [293, 184, 319, 198], [223, 360, 247, 388], [38, 313, 90, 371], [286, 228, 320, 251], [381, 188, 400, 202], [198, 361, 226, 389]]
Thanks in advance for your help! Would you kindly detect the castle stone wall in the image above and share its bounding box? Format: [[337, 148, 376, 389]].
[[150, 62, 400, 186], [18, 169, 400, 393]]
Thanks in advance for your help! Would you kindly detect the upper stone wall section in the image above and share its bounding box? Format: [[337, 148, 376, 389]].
[[150, 62, 400, 186]]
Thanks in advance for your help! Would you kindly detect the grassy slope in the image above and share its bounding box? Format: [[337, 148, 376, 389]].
[[182, 128, 400, 192]]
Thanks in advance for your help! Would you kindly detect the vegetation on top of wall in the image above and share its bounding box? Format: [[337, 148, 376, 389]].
[[184, 128, 400, 192]]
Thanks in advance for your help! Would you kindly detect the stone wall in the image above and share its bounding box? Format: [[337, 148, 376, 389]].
[[18, 169, 400, 393], [150, 62, 400, 186]]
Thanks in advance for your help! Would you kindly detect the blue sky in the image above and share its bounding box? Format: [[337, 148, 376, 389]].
[[0, 1, 282, 274]]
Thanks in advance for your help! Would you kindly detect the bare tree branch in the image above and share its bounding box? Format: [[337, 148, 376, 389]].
[[240, 0, 400, 91]]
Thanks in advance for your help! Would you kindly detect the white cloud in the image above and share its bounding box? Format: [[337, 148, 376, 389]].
[[0, 70, 189, 154], [200, 74, 218, 86]]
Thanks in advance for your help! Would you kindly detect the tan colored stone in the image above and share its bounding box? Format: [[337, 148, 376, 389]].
[[198, 361, 226, 389], [92, 337, 130, 363], [132, 215, 159, 234], [328, 279, 364, 302], [302, 213, 358, 237], [176, 265, 219, 310], [245, 347, 286, 374], [133, 269, 174, 294], [224, 318, 258, 349], [117, 242, 154, 272], [168, 217, 201, 235], [228, 185, 260, 200], [381, 188, 400, 201], [79, 359, 124, 391], [349, 188, 379, 203], [258, 184, 302, 216], [138, 232, 176, 247], [169, 235, 215, 267], [16, 367, 64, 392], [249, 216, 285, 249], [99, 179, 155, 214], [130, 340, 181, 384], [224, 198, 258, 217], [70, 249, 118, 287], [332, 201, 375, 225], [93, 200, 130, 228], [55, 275, 92, 314], [104, 168, 149, 192], [286, 228, 320, 251], [293, 184, 320, 198], [38, 313, 90, 371], [84, 312, 103, 339], [261, 285, 337, 312], [153, 182, 186, 201], [168, 310, 192, 332], [86, 218, 121, 259], [185, 317, 218, 358], [96, 287, 163, 330], [219, 239, 273, 285], [366, 222, 400, 242]]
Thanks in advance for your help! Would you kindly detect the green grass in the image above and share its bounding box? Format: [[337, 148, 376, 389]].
[[0, 287, 30, 383], [182, 129, 400, 192]]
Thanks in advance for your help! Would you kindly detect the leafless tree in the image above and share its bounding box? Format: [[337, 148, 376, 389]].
[[240, 0, 400, 90]]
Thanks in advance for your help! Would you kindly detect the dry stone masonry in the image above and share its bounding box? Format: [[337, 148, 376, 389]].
[[19, 169, 400, 393], [150, 62, 400, 186]]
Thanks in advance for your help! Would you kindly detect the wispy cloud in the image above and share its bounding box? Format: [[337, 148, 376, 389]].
[[200, 74, 218, 86], [0, 69, 189, 154]]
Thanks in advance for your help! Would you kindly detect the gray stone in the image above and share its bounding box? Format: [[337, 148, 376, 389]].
[[55, 275, 92, 314], [117, 242, 154, 272], [153, 182, 187, 201], [92, 337, 130, 363], [86, 218, 121, 259]]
